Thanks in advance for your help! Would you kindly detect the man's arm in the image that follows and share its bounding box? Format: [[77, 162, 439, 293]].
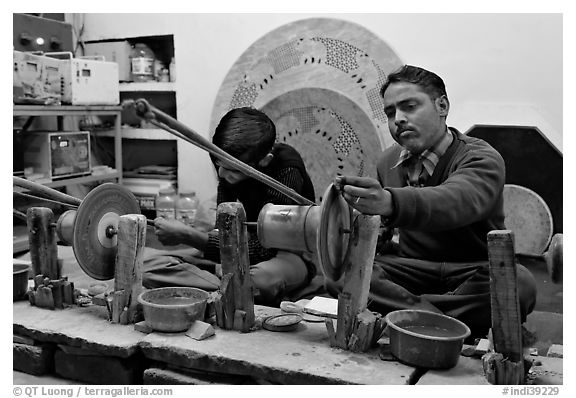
[[153, 218, 209, 250], [334, 175, 395, 218]]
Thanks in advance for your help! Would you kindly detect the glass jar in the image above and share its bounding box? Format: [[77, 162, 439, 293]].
[[155, 187, 177, 220], [130, 43, 156, 82], [176, 191, 199, 227]]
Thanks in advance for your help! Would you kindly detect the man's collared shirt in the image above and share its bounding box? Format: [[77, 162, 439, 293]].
[[393, 129, 453, 187]]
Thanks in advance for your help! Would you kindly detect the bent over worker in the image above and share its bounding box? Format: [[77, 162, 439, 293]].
[[328, 65, 537, 339], [143, 107, 316, 306]]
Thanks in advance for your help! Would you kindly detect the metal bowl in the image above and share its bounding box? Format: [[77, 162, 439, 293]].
[[13, 261, 31, 301], [385, 310, 471, 369], [138, 287, 210, 332]]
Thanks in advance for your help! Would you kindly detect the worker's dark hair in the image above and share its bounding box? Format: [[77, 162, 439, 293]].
[[212, 107, 276, 163], [380, 65, 448, 101]]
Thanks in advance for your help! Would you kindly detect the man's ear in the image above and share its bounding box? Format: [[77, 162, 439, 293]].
[[436, 95, 450, 117], [258, 153, 274, 168]]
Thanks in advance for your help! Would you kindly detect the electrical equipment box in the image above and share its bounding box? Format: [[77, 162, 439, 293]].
[[13, 14, 73, 53], [13, 50, 64, 104], [13, 51, 120, 105], [23, 131, 91, 180]]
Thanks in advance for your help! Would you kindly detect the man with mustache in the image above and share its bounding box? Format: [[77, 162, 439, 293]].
[[330, 65, 537, 339]]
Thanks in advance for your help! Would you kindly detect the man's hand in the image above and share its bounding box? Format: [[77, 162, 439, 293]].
[[153, 217, 192, 245], [334, 175, 394, 217]]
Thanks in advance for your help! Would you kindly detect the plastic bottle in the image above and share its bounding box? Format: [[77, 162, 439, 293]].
[[176, 191, 199, 227], [130, 43, 156, 82], [155, 187, 177, 220]]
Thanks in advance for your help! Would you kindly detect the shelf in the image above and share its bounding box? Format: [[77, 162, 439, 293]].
[[119, 82, 175, 92], [97, 127, 176, 140], [13, 105, 123, 186], [13, 105, 122, 117], [14, 172, 121, 190]]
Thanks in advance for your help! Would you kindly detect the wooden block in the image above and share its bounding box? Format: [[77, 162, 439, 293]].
[[185, 320, 215, 341], [216, 202, 255, 330], [61, 281, 74, 304], [349, 310, 377, 352], [35, 286, 55, 309], [325, 318, 337, 347], [34, 274, 45, 289], [482, 351, 524, 385], [213, 293, 225, 329], [119, 307, 129, 325], [335, 292, 353, 349], [114, 214, 146, 324], [487, 230, 523, 365], [111, 290, 129, 324], [218, 273, 235, 330], [50, 280, 64, 309], [27, 207, 59, 279], [233, 309, 249, 333], [134, 321, 153, 334]]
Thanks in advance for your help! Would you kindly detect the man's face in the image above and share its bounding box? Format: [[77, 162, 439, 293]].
[[383, 82, 448, 154]]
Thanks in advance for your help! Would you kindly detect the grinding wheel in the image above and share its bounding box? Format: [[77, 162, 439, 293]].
[[317, 184, 352, 281], [503, 184, 553, 255], [73, 183, 140, 280]]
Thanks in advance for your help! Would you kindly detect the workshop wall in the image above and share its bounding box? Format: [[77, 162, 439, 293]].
[[76, 13, 562, 204]]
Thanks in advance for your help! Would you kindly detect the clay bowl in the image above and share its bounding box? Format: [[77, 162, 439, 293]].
[[13, 261, 31, 301], [138, 287, 210, 332], [385, 310, 471, 369]]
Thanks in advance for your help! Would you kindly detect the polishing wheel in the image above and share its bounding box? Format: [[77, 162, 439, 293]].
[[72, 183, 141, 280], [257, 183, 352, 282], [316, 184, 353, 281]]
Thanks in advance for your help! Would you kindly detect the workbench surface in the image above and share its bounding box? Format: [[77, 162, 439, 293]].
[[12, 246, 494, 385]]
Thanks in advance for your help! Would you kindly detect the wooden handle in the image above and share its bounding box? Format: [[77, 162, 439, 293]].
[[127, 99, 315, 206], [13, 176, 82, 206]]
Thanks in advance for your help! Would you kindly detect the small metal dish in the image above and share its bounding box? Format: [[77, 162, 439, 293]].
[[262, 314, 303, 332]]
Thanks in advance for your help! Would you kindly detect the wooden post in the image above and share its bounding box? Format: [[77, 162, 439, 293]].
[[214, 202, 255, 332], [331, 214, 381, 351], [111, 214, 146, 324], [27, 207, 59, 279], [484, 230, 524, 384]]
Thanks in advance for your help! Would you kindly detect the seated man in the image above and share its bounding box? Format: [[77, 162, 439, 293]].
[[329, 65, 537, 339], [143, 107, 317, 306]]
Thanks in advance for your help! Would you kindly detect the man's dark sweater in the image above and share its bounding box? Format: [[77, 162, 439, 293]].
[[377, 128, 506, 262]]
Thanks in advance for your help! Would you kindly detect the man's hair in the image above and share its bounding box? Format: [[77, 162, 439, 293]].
[[212, 107, 276, 163], [380, 65, 448, 101]]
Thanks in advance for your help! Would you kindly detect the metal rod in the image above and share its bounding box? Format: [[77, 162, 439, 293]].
[[13, 183, 155, 227], [14, 191, 79, 208], [13, 176, 82, 206], [13, 209, 27, 221], [126, 99, 315, 206]]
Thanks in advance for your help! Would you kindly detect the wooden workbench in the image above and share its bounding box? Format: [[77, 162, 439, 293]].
[[11, 245, 493, 385]]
